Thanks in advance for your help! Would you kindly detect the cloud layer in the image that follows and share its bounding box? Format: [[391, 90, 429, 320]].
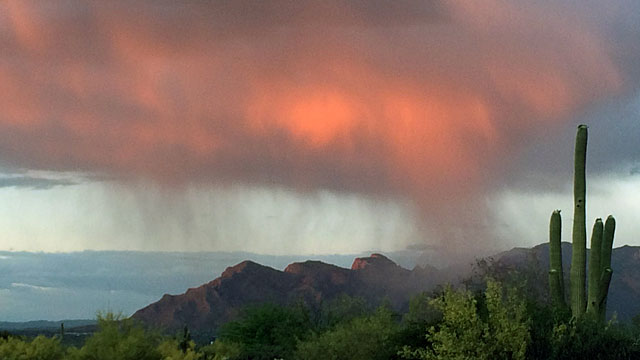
[[1, 0, 639, 254]]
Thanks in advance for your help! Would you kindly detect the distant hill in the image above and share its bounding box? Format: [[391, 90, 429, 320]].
[[0, 319, 95, 331], [132, 254, 440, 335], [132, 243, 640, 338], [494, 242, 640, 321], [0, 250, 420, 322]]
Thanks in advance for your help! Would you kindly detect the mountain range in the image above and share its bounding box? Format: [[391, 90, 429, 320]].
[[132, 254, 440, 335], [132, 243, 640, 337]]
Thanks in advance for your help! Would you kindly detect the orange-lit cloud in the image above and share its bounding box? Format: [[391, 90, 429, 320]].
[[0, 0, 638, 251]]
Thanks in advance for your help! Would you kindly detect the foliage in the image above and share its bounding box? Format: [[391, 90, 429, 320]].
[[632, 313, 640, 329], [4, 277, 640, 360], [217, 302, 313, 360], [200, 340, 243, 360], [314, 294, 371, 330], [550, 317, 640, 360], [485, 280, 530, 358], [0, 335, 65, 360], [295, 305, 401, 360], [66, 312, 161, 360], [464, 255, 547, 301], [157, 338, 201, 360], [400, 279, 530, 360], [523, 300, 559, 360], [396, 291, 441, 351], [404, 292, 440, 325]]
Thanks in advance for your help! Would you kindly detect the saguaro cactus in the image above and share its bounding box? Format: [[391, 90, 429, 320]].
[[569, 125, 588, 317], [548, 125, 615, 321], [548, 210, 565, 308]]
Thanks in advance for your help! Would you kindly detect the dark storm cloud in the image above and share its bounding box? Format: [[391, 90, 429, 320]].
[[1, 0, 639, 254], [505, 92, 640, 192]]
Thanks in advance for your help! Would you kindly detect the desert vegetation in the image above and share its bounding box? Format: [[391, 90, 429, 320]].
[[3, 278, 640, 360]]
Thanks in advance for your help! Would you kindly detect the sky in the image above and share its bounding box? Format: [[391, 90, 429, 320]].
[[1, 0, 640, 261], [0, 251, 372, 321]]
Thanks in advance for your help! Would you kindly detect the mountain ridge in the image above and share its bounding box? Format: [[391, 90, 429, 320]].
[[132, 243, 640, 336], [132, 253, 440, 334]]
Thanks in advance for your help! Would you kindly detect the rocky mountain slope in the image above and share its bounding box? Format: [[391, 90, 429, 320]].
[[132, 254, 439, 333]]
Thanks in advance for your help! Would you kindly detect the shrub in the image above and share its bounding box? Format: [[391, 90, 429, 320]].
[[217, 303, 313, 360], [400, 279, 530, 360], [295, 305, 401, 360], [551, 317, 640, 360], [67, 312, 161, 360], [0, 335, 65, 360]]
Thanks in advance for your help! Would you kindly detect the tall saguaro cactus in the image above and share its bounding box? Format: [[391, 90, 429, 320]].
[[548, 125, 615, 321], [570, 125, 588, 317]]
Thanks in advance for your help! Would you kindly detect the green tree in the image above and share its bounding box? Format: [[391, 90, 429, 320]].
[[484, 280, 529, 359], [551, 317, 640, 359], [401, 279, 530, 360], [157, 338, 201, 360], [217, 302, 312, 360], [0, 335, 65, 360], [67, 312, 161, 360], [315, 294, 370, 330], [397, 291, 441, 351], [200, 340, 243, 360], [295, 305, 401, 360], [632, 313, 640, 331]]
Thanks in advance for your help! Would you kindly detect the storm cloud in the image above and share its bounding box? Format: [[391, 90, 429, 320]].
[[1, 0, 639, 255]]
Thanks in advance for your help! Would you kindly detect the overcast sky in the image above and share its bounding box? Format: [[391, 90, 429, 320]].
[[0, 0, 639, 261]]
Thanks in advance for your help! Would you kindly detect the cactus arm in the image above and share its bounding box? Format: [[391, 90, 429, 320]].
[[599, 216, 615, 321], [598, 267, 613, 322], [587, 218, 603, 315], [549, 210, 565, 306], [570, 124, 588, 318], [601, 216, 615, 272]]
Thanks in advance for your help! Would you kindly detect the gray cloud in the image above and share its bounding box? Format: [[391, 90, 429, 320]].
[[0, 176, 76, 189], [504, 91, 640, 192]]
